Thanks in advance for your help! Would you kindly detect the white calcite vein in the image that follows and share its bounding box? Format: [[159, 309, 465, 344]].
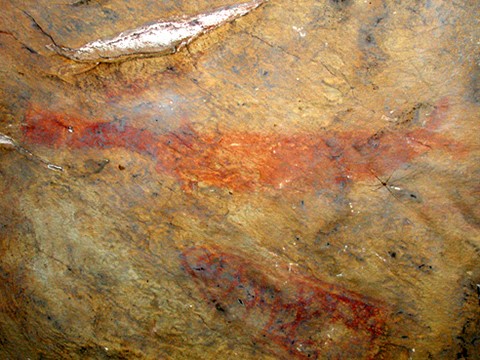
[[47, 0, 266, 62], [0, 132, 63, 172]]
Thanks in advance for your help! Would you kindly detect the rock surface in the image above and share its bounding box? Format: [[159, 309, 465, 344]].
[[0, 0, 479, 359]]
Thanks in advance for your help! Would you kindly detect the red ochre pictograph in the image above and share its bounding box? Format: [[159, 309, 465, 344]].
[[180, 245, 387, 359], [22, 97, 463, 192]]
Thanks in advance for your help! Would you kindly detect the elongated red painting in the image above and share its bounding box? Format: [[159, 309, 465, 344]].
[[22, 98, 463, 192]]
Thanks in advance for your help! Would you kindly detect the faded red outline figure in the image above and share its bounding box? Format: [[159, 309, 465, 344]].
[[180, 246, 387, 359]]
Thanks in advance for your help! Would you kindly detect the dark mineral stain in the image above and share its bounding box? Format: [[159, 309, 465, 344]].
[[330, 0, 353, 7], [180, 245, 387, 359], [83, 158, 109, 174], [469, 64, 480, 104], [70, 0, 102, 6], [23, 45, 38, 54]]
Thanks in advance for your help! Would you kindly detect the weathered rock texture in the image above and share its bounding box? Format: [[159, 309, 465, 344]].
[[0, 0, 479, 359]]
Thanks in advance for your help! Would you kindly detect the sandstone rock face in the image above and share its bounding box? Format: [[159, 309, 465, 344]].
[[0, 0, 479, 359]]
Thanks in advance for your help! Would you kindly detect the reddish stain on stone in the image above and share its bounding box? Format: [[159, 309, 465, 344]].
[[181, 245, 387, 359], [22, 98, 464, 192], [104, 78, 150, 103]]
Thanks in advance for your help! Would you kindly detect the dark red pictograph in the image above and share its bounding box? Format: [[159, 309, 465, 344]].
[[180, 246, 387, 359]]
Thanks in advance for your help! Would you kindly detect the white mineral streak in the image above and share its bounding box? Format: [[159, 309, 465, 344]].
[[0, 133, 15, 146], [0, 132, 63, 172], [48, 0, 265, 62]]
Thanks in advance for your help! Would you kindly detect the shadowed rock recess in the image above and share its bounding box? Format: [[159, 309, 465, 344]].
[[0, 0, 479, 359]]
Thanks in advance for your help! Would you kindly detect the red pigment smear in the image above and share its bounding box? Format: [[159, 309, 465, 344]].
[[22, 98, 464, 192], [181, 245, 387, 359]]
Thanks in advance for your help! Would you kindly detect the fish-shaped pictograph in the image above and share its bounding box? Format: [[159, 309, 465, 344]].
[[22, 97, 466, 193]]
